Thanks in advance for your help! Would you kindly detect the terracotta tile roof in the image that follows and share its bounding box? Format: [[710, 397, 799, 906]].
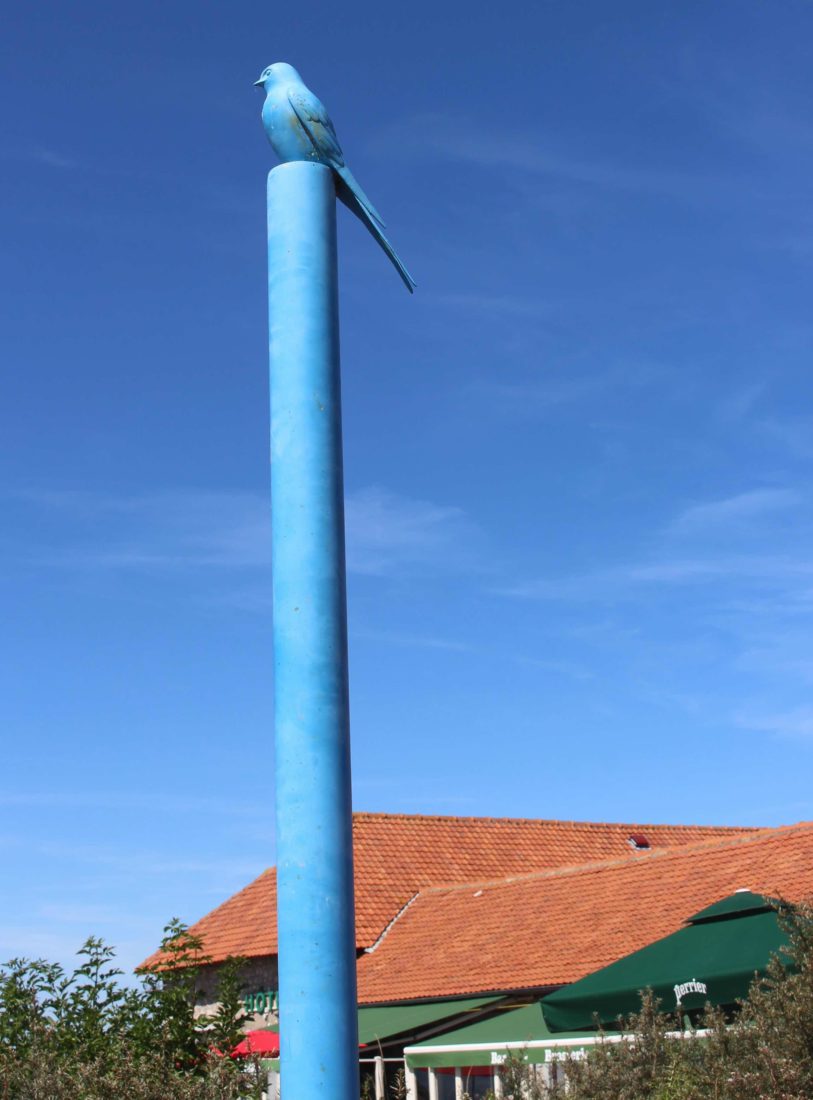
[[141, 812, 750, 969], [355, 822, 813, 1004]]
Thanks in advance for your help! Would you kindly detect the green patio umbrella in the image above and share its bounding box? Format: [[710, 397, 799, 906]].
[[542, 891, 791, 1032]]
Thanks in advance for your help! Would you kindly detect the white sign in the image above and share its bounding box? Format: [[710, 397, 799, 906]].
[[673, 979, 708, 1005]]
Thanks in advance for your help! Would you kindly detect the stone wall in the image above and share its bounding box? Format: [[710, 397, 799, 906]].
[[193, 955, 279, 1030]]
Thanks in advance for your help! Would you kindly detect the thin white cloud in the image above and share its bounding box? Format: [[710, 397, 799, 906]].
[[760, 417, 813, 460], [498, 555, 813, 602], [718, 382, 767, 422], [469, 360, 665, 414], [1, 145, 76, 170], [31, 147, 75, 169], [0, 926, 99, 962], [670, 488, 800, 534], [29, 838, 266, 880], [344, 486, 473, 577], [500, 483, 811, 603], [735, 706, 813, 739], [432, 292, 555, 320], [0, 789, 268, 819], [352, 626, 470, 652], [512, 655, 594, 681], [13, 488, 270, 570], [0, 925, 163, 981], [11, 485, 474, 581], [736, 636, 813, 683], [371, 112, 727, 205], [37, 903, 156, 927]]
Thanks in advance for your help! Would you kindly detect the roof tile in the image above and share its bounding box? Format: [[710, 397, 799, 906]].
[[355, 822, 813, 1003], [141, 812, 749, 970]]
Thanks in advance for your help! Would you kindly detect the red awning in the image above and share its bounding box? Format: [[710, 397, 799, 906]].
[[230, 1029, 367, 1059], [232, 1029, 280, 1058]]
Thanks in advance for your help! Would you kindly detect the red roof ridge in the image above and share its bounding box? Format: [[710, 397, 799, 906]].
[[350, 810, 753, 832], [364, 892, 421, 955], [407, 820, 813, 899]]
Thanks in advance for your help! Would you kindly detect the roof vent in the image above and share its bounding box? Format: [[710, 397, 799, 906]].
[[627, 833, 651, 850]]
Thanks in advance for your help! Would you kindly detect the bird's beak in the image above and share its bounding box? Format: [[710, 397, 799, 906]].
[[253, 76, 266, 87]]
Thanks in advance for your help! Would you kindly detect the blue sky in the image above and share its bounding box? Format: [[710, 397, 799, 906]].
[[2, 0, 813, 975]]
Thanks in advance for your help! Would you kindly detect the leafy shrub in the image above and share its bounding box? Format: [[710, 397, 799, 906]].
[[0, 921, 264, 1100], [4, 904, 813, 1098]]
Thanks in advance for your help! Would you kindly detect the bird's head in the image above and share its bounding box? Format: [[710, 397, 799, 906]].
[[253, 62, 301, 89]]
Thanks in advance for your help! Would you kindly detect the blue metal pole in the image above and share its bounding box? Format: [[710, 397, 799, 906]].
[[267, 161, 358, 1100]]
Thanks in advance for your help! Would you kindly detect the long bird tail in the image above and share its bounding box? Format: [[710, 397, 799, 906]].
[[335, 177, 416, 294], [334, 165, 386, 229]]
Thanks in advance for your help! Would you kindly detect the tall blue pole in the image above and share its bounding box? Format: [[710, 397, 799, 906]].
[[267, 161, 359, 1100]]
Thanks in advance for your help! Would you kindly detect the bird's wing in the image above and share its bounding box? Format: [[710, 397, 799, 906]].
[[287, 86, 345, 167], [288, 86, 386, 229]]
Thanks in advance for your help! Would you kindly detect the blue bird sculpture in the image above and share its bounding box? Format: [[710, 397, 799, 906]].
[[254, 63, 415, 293]]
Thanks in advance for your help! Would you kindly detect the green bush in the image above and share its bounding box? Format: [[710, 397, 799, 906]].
[[0, 921, 264, 1100], [4, 904, 812, 1098]]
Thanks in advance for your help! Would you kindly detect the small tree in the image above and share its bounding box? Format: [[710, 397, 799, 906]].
[[49, 936, 131, 1062], [0, 956, 63, 1057], [196, 955, 251, 1056], [0, 923, 269, 1099], [134, 918, 211, 1071]]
